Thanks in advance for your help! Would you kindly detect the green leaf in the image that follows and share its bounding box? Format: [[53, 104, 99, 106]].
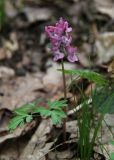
[[92, 86, 114, 114], [51, 112, 62, 125], [8, 115, 25, 130], [48, 100, 68, 109], [26, 115, 33, 123], [14, 103, 35, 115], [110, 153, 114, 160], [53, 110, 66, 118], [58, 69, 107, 85], [19, 121, 25, 128], [33, 107, 51, 117], [14, 98, 42, 115]]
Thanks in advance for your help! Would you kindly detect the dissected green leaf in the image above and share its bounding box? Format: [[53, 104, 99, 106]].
[[14, 98, 42, 115], [92, 85, 114, 114], [8, 115, 25, 130], [14, 103, 35, 115], [9, 98, 67, 131], [53, 110, 66, 118], [33, 107, 51, 117], [26, 115, 33, 123], [58, 69, 107, 85], [48, 100, 68, 109], [51, 112, 62, 125]]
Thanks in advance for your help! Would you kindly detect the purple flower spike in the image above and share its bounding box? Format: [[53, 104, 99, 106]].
[[45, 17, 78, 63], [53, 50, 64, 61]]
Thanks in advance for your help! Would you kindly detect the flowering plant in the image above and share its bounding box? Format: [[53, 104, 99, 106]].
[[8, 17, 111, 160]]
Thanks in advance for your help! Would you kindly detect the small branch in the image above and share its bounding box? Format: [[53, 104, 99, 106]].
[[67, 98, 92, 116]]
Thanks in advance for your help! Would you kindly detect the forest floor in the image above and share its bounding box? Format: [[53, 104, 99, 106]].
[[0, 0, 114, 159]]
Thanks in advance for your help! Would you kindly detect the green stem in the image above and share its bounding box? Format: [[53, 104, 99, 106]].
[[61, 60, 67, 99], [61, 60, 67, 142], [88, 114, 104, 159]]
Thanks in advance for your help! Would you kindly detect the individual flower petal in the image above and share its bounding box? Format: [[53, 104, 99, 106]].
[[56, 17, 66, 31], [52, 45, 60, 51], [66, 27, 72, 33], [53, 50, 64, 61], [56, 17, 72, 34], [62, 35, 72, 46], [45, 26, 55, 37]]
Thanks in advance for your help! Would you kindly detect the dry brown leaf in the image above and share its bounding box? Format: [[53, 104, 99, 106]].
[[19, 119, 53, 160], [0, 66, 15, 78], [23, 7, 52, 22], [94, 0, 114, 18], [0, 120, 37, 144], [95, 32, 114, 64], [0, 48, 7, 60], [0, 73, 44, 110], [5, 0, 17, 18]]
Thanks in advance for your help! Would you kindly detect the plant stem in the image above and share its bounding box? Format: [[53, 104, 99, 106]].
[[88, 114, 104, 159], [61, 60, 67, 99], [61, 60, 67, 141]]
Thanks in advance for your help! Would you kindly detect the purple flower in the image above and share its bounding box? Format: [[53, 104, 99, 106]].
[[66, 46, 78, 62], [62, 35, 72, 46], [53, 50, 64, 61], [45, 17, 78, 63]]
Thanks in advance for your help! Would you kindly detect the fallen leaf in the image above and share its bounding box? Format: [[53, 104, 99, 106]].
[[95, 32, 114, 64], [0, 66, 15, 78], [19, 119, 53, 160], [23, 7, 52, 22], [94, 0, 114, 18]]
